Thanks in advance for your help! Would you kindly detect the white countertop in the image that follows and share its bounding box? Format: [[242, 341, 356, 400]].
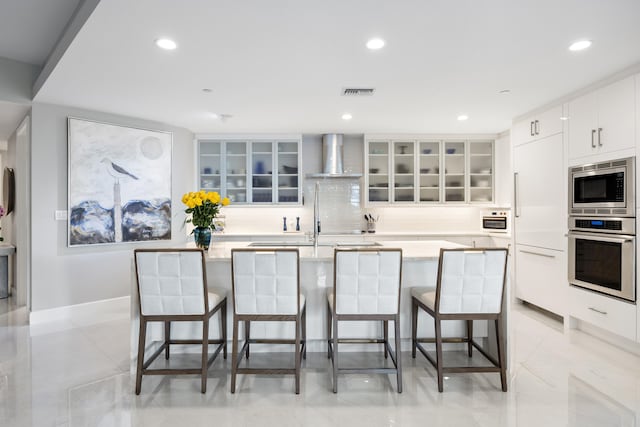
[[205, 239, 466, 261]]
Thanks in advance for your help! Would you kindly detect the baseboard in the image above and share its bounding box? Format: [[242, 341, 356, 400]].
[[570, 318, 640, 356], [29, 296, 130, 327]]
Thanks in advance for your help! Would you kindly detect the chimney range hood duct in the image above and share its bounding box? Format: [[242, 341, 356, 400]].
[[307, 134, 362, 178]]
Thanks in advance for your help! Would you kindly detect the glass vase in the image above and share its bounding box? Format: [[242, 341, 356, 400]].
[[193, 226, 212, 250]]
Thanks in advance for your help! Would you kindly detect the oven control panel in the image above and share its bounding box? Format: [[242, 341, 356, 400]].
[[569, 217, 635, 235]]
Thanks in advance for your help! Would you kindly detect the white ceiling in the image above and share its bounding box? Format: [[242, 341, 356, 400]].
[[0, 0, 81, 66], [25, 0, 640, 134]]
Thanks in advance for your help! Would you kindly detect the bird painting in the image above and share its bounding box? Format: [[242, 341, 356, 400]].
[[101, 158, 139, 182]]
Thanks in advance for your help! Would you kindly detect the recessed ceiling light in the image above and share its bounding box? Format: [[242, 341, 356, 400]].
[[342, 113, 353, 120], [366, 38, 385, 50], [155, 38, 177, 50], [560, 116, 569, 121], [569, 40, 592, 51], [457, 115, 468, 121], [210, 113, 219, 119], [202, 88, 213, 93]]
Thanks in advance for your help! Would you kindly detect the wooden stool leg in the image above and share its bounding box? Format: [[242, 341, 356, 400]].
[[496, 318, 507, 392], [435, 318, 444, 393], [411, 298, 418, 358], [135, 319, 147, 395], [302, 304, 307, 360], [383, 320, 389, 359], [332, 316, 339, 393], [467, 320, 473, 357], [221, 300, 227, 359], [164, 321, 171, 360], [295, 315, 301, 394], [326, 300, 332, 359], [231, 316, 239, 393], [201, 318, 209, 394], [394, 315, 402, 393], [244, 320, 250, 359]]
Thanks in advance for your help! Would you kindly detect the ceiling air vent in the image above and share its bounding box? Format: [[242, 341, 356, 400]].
[[341, 88, 375, 96]]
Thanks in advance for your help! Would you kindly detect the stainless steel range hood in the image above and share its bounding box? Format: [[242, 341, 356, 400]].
[[306, 134, 362, 178]]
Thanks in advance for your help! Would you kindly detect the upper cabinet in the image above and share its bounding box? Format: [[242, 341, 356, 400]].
[[197, 137, 301, 205], [568, 76, 636, 161], [513, 104, 564, 146], [365, 137, 494, 205]]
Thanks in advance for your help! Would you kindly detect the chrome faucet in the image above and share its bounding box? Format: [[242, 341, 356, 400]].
[[313, 181, 320, 249]]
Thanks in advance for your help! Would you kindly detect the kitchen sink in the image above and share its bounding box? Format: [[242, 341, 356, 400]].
[[248, 241, 382, 247]]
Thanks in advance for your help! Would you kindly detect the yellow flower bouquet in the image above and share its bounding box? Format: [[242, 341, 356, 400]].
[[181, 190, 230, 229]]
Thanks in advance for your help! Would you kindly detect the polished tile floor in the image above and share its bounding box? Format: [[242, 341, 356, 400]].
[[1, 297, 639, 426]]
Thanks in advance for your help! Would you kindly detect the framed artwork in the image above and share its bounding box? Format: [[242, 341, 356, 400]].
[[68, 117, 172, 246]]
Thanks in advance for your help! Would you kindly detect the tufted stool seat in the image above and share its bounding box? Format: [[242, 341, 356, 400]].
[[133, 249, 227, 395], [230, 248, 306, 394], [327, 248, 403, 393], [411, 247, 509, 392]]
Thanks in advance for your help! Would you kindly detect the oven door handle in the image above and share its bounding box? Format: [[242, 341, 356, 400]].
[[568, 232, 635, 244]]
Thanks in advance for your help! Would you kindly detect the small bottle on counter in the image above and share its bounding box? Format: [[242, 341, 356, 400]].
[[282, 216, 287, 232], [296, 217, 300, 231]]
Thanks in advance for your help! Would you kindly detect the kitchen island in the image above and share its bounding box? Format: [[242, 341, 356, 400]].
[[131, 240, 497, 358]]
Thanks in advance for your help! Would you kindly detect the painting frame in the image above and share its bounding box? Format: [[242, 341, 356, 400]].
[[67, 117, 173, 247]]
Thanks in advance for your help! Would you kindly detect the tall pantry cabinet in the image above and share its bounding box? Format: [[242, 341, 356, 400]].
[[512, 105, 568, 317]]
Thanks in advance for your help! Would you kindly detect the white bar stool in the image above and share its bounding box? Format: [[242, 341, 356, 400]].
[[327, 248, 403, 393], [133, 248, 227, 394], [411, 247, 509, 392], [230, 248, 306, 394]]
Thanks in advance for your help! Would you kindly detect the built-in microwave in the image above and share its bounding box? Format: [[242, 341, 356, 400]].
[[569, 157, 635, 217]]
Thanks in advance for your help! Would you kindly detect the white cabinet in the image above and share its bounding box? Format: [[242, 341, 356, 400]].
[[365, 137, 494, 205], [569, 286, 636, 342], [513, 104, 564, 146], [513, 133, 566, 250], [568, 76, 636, 160], [197, 137, 301, 205], [515, 245, 567, 316]]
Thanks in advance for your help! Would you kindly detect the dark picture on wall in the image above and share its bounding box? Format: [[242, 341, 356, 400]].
[[67, 118, 172, 246]]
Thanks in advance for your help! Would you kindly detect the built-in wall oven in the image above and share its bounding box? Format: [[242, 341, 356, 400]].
[[568, 216, 636, 302], [570, 157, 635, 217]]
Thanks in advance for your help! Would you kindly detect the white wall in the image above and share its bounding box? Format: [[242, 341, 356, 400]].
[[0, 57, 40, 104], [29, 103, 194, 312]]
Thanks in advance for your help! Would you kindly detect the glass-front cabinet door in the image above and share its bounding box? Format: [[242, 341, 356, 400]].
[[418, 141, 440, 202], [198, 141, 222, 193], [251, 142, 273, 203], [367, 141, 390, 202], [277, 141, 299, 203], [469, 141, 493, 203], [393, 141, 415, 202], [225, 142, 248, 203], [197, 137, 301, 205], [364, 137, 494, 205], [444, 141, 465, 202]]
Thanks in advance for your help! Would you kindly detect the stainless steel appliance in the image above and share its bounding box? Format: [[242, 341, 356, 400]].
[[568, 216, 635, 302], [481, 209, 510, 233], [569, 157, 635, 217]]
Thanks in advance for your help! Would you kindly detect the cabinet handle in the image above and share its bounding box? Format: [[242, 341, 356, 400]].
[[588, 307, 607, 315], [597, 127, 603, 146], [514, 172, 520, 217], [535, 120, 540, 135], [519, 249, 555, 258], [591, 129, 596, 148], [530, 121, 534, 137]]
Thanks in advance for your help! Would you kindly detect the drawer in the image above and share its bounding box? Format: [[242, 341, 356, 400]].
[[569, 286, 636, 341], [515, 245, 567, 316]]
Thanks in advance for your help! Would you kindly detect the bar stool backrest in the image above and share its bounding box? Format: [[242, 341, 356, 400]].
[[232, 249, 300, 315], [134, 249, 208, 316], [334, 249, 402, 315], [436, 248, 508, 314]]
